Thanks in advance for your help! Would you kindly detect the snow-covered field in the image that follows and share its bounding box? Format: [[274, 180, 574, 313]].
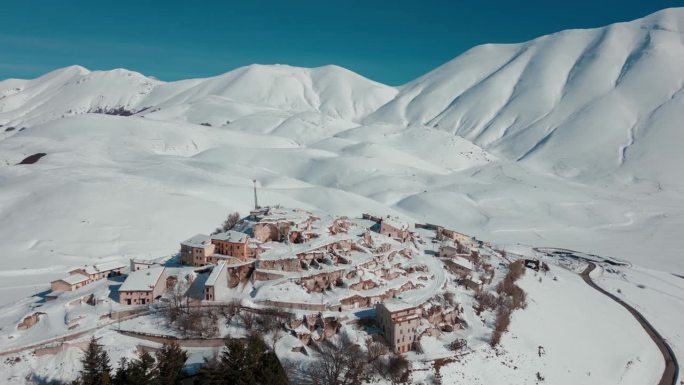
[[0, 6, 683, 385], [439, 264, 663, 385]]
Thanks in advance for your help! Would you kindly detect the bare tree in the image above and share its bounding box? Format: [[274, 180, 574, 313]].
[[308, 335, 367, 385], [387, 355, 410, 384], [255, 308, 291, 349], [365, 338, 388, 365], [212, 211, 241, 235], [162, 277, 190, 325], [490, 304, 512, 347], [219, 299, 241, 325], [241, 310, 257, 330], [474, 290, 497, 315]]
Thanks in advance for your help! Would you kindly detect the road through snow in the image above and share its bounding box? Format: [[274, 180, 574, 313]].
[[580, 263, 679, 385]]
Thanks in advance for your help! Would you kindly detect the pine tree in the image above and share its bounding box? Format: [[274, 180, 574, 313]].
[[193, 335, 289, 385], [127, 351, 157, 385], [256, 351, 288, 385], [112, 357, 129, 385], [154, 342, 189, 385], [219, 338, 252, 385], [74, 337, 112, 385]]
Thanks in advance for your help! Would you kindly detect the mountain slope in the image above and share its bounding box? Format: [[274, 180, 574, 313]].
[[0, 64, 397, 128], [366, 7, 684, 188]]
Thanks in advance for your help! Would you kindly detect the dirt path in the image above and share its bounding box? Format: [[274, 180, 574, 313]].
[[0, 309, 150, 357], [580, 263, 679, 385]]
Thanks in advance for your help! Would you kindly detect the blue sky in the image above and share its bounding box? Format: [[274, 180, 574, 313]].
[[1, 0, 682, 85]]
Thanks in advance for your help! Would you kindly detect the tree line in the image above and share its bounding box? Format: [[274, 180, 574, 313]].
[[69, 334, 288, 385]]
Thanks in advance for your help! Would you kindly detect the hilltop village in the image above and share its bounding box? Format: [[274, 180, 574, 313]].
[[5, 205, 534, 383], [46, 206, 523, 350]]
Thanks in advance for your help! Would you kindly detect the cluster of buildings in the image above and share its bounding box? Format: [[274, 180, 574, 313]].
[[50, 261, 126, 292], [46, 206, 482, 355]]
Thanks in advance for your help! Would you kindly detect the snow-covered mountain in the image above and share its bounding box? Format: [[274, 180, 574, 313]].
[[1, 7, 684, 305], [367, 7, 684, 188]]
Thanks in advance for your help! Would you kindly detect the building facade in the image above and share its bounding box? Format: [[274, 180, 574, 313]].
[[379, 217, 410, 242], [69, 261, 126, 281], [118, 267, 167, 305], [180, 234, 216, 266], [204, 262, 228, 301], [211, 230, 249, 260], [50, 274, 90, 292], [375, 301, 421, 353]]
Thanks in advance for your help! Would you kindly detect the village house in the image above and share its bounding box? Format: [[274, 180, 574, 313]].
[[118, 266, 167, 305], [204, 262, 228, 301], [50, 274, 90, 292], [130, 258, 162, 271], [436, 227, 472, 245], [180, 234, 215, 266], [379, 216, 410, 242], [68, 261, 126, 281], [50, 261, 126, 293], [438, 244, 460, 258], [376, 300, 421, 353], [211, 230, 250, 260], [449, 256, 473, 274]]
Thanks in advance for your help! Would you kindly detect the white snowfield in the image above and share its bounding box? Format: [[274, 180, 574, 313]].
[[0, 6, 682, 384]]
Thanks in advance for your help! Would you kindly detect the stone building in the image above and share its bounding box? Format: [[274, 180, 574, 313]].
[[118, 266, 167, 305], [376, 300, 421, 353], [69, 261, 126, 281], [50, 274, 90, 292], [130, 258, 162, 271], [204, 262, 228, 301], [379, 217, 410, 242], [211, 230, 250, 260], [180, 234, 215, 266]]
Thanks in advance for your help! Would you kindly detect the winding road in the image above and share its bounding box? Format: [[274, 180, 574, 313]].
[[580, 262, 679, 385]]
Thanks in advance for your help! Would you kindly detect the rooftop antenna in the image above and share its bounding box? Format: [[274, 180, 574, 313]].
[[253, 179, 260, 210]]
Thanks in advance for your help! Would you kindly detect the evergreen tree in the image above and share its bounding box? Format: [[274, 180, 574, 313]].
[[127, 351, 157, 385], [219, 338, 252, 385], [193, 335, 288, 385], [256, 351, 288, 385], [74, 337, 112, 385], [112, 357, 129, 385], [154, 342, 189, 385]]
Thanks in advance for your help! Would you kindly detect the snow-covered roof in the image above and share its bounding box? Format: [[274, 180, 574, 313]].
[[131, 258, 158, 264], [382, 216, 409, 231], [379, 299, 417, 313], [258, 208, 314, 226], [73, 261, 126, 275], [453, 256, 473, 271], [181, 233, 212, 248], [211, 230, 248, 243], [119, 266, 165, 292], [55, 274, 90, 286], [258, 233, 355, 261], [205, 262, 226, 286]]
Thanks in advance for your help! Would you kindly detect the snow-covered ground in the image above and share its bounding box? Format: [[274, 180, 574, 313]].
[[0, 6, 683, 385], [439, 264, 663, 385], [593, 264, 684, 382]]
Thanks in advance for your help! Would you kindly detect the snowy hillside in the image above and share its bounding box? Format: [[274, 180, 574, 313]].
[[0, 7, 683, 305], [366, 7, 684, 189]]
